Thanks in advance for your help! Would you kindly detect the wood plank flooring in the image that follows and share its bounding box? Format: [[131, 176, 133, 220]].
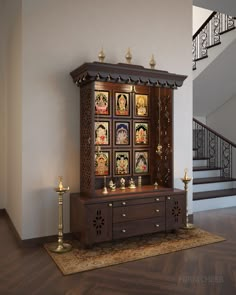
[[0, 207, 236, 295]]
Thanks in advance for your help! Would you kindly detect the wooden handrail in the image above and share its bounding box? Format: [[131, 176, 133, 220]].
[[192, 11, 217, 40], [193, 118, 236, 148]]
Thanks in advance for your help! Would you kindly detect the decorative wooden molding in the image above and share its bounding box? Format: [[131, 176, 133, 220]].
[[70, 62, 187, 88]]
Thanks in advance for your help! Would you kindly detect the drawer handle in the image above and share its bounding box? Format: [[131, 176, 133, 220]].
[[122, 213, 126, 217], [155, 209, 160, 213], [155, 224, 159, 228], [155, 198, 159, 201], [108, 203, 113, 207], [122, 229, 126, 233], [122, 201, 126, 206], [167, 197, 171, 200]]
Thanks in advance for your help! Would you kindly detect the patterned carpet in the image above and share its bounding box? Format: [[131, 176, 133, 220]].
[[44, 228, 225, 275]]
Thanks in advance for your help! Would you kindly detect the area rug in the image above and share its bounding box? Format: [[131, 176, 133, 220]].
[[44, 228, 225, 275]]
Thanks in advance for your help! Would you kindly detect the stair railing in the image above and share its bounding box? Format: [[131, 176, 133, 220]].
[[193, 118, 236, 178], [192, 11, 236, 70]]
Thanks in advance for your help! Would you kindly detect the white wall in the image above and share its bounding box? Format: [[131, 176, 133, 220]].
[[192, 6, 212, 35], [194, 116, 206, 124], [1, 0, 23, 236], [193, 33, 236, 117], [207, 95, 236, 178], [2, 0, 193, 239]]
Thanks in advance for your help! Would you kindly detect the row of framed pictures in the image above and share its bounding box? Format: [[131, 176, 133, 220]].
[[95, 120, 150, 146], [95, 150, 149, 177], [95, 91, 149, 118]]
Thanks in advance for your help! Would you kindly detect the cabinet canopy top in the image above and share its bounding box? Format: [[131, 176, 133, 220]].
[[70, 62, 187, 88]]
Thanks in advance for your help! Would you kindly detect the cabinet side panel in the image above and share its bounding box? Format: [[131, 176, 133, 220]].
[[80, 83, 95, 194]]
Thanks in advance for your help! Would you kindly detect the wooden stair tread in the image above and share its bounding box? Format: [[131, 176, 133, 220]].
[[193, 177, 236, 184], [193, 166, 221, 171], [193, 189, 236, 201]]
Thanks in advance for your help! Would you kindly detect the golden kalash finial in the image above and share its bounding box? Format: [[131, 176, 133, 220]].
[[125, 48, 132, 64], [98, 48, 105, 63], [149, 54, 156, 69]]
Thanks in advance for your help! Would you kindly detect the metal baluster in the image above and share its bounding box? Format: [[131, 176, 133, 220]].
[[230, 145, 232, 178], [220, 139, 222, 177]]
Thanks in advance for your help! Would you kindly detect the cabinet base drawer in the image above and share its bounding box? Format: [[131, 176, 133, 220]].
[[113, 217, 165, 240], [113, 202, 165, 223]]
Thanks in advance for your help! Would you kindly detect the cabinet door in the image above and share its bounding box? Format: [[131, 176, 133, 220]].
[[86, 203, 112, 245], [166, 194, 186, 231]]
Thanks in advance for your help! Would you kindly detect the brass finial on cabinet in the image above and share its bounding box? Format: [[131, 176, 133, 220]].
[[98, 48, 105, 63], [149, 54, 156, 69], [125, 48, 132, 64]]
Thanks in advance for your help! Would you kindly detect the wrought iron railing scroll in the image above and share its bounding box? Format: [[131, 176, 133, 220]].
[[193, 118, 236, 178], [193, 12, 236, 70]]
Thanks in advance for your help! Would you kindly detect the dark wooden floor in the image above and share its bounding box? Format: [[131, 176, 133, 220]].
[[0, 207, 236, 295]]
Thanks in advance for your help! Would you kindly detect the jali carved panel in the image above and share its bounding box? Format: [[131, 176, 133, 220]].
[[86, 203, 112, 244], [80, 83, 95, 194]]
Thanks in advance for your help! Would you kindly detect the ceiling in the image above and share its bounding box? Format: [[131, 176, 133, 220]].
[[193, 0, 236, 16]]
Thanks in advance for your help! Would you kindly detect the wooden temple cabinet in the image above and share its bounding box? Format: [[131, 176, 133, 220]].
[[70, 62, 187, 247]]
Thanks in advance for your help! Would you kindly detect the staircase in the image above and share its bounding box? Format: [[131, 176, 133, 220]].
[[192, 118, 236, 212], [192, 11, 236, 211], [192, 11, 236, 71]]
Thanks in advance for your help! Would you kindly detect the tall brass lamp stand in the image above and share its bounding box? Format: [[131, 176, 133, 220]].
[[181, 169, 194, 230], [49, 177, 72, 253]]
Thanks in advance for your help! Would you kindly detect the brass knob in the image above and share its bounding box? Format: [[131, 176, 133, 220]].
[[167, 197, 171, 200], [155, 209, 160, 213], [108, 203, 113, 207], [155, 198, 159, 201], [122, 201, 126, 206], [122, 213, 126, 217], [155, 224, 159, 228], [122, 229, 126, 233]]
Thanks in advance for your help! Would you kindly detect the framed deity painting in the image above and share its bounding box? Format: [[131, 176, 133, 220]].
[[94, 121, 111, 147], [134, 94, 149, 117], [114, 121, 131, 146], [114, 93, 130, 117], [134, 121, 149, 146], [94, 91, 110, 116], [134, 150, 149, 174], [95, 151, 110, 176], [114, 150, 130, 175]]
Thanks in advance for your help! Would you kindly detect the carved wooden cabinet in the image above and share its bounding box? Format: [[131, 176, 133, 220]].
[[71, 188, 186, 247], [70, 62, 187, 247]]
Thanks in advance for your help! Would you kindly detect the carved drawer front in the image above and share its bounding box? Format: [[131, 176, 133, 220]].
[[113, 202, 165, 223], [113, 196, 165, 207], [113, 217, 165, 239]]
